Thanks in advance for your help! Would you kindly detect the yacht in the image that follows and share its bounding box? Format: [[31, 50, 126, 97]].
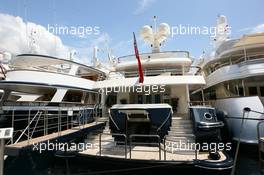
[[192, 15, 264, 144], [65, 20, 233, 173], [0, 53, 105, 142]]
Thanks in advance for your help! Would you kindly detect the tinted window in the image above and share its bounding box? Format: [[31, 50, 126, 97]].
[[260, 87, 264, 96], [146, 95, 152, 103], [248, 87, 257, 96], [154, 94, 161, 103], [138, 95, 143, 104], [238, 87, 244, 96]]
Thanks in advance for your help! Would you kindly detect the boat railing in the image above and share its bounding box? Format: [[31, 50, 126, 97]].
[[156, 111, 172, 132], [108, 109, 120, 131], [3, 101, 96, 108], [99, 133, 128, 159], [117, 51, 191, 63], [3, 105, 95, 145], [9, 66, 71, 75], [129, 134, 161, 160], [93, 103, 103, 123], [97, 133, 217, 161], [210, 54, 264, 74], [189, 101, 214, 107], [7, 67, 103, 80], [110, 66, 201, 78]]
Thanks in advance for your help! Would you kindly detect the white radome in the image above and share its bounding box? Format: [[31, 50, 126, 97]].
[[156, 23, 170, 43], [140, 25, 154, 44]]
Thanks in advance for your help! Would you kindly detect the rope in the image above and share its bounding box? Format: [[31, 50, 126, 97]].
[[231, 108, 251, 175]]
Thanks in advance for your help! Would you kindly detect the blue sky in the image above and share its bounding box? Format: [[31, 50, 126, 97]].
[[0, 0, 264, 63]]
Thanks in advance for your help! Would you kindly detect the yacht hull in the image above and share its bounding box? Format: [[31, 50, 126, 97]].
[[214, 96, 264, 144], [55, 151, 233, 174]]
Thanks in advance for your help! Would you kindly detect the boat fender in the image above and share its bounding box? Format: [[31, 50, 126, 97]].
[[208, 151, 221, 160]]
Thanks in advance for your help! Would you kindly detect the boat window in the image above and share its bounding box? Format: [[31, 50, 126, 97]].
[[238, 87, 244, 96], [260, 87, 264, 96], [137, 95, 143, 104], [92, 93, 96, 101], [248, 87, 258, 96], [146, 95, 152, 103], [154, 94, 161, 103], [105, 93, 117, 107], [63, 90, 82, 102]]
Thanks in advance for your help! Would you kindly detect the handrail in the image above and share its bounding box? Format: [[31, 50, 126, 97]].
[[129, 134, 161, 160], [156, 110, 172, 132], [15, 110, 41, 144], [5, 105, 96, 145], [109, 66, 202, 77], [99, 133, 127, 158], [117, 51, 191, 62], [188, 101, 213, 107], [231, 107, 261, 175], [208, 55, 264, 75], [108, 109, 120, 131], [30, 111, 43, 139]]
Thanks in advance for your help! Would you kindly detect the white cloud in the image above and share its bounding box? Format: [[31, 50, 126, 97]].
[[239, 24, 264, 34], [72, 33, 111, 64], [134, 0, 156, 14], [0, 13, 70, 58], [251, 24, 264, 33]]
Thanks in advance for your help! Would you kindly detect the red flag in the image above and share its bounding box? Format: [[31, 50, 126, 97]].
[[133, 32, 144, 83]]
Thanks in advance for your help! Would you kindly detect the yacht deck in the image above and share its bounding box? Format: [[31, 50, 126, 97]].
[[79, 134, 227, 162]]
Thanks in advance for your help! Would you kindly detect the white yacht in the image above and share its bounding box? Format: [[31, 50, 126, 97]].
[[73, 20, 233, 173], [1, 54, 104, 103], [0, 53, 105, 142], [193, 15, 264, 144]]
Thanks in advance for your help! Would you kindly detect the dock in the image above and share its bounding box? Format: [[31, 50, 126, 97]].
[[5, 121, 105, 156]]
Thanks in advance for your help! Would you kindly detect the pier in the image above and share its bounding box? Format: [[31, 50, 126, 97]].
[[1, 103, 105, 156], [5, 121, 105, 156]]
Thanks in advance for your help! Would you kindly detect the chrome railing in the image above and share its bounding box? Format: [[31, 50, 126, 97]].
[[117, 51, 191, 63], [129, 134, 161, 160], [189, 101, 214, 107], [208, 54, 264, 74], [3, 104, 96, 145], [99, 133, 127, 159], [109, 66, 201, 78]]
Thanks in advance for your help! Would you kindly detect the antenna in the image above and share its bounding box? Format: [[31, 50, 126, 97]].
[[52, 0, 57, 56], [28, 28, 39, 53], [140, 16, 170, 53], [213, 14, 230, 49], [153, 16, 157, 34], [23, 0, 29, 52]]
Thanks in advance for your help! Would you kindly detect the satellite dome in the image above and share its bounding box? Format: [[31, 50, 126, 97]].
[[140, 25, 154, 44], [156, 23, 170, 43]]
